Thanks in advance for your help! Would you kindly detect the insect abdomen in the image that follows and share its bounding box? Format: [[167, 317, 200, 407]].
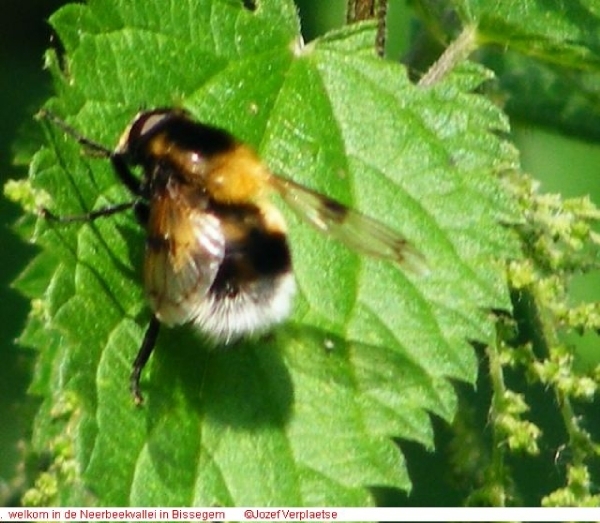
[[193, 202, 295, 342]]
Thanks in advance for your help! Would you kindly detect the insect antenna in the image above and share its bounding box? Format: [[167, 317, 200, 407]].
[[37, 109, 113, 158]]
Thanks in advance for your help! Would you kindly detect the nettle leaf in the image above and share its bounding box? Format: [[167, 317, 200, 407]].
[[454, 0, 600, 68], [484, 49, 600, 142], [21, 0, 520, 507], [445, 0, 600, 140]]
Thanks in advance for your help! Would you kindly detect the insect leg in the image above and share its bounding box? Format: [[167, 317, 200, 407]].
[[40, 109, 145, 217], [38, 109, 113, 158], [130, 315, 161, 405], [39, 109, 143, 197], [133, 201, 149, 226], [42, 201, 137, 223], [111, 153, 144, 196]]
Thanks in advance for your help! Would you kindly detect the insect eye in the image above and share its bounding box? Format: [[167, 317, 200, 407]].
[[136, 112, 172, 139], [118, 109, 177, 154]]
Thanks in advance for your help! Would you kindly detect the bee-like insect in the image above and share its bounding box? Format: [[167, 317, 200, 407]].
[[41, 108, 426, 404]]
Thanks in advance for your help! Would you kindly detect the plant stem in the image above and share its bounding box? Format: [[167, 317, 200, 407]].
[[346, 0, 388, 57], [486, 341, 508, 506], [418, 25, 478, 87], [528, 285, 594, 466]]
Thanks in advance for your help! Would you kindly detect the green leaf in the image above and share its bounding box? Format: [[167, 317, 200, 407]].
[[20, 0, 519, 507], [440, 0, 600, 140], [454, 0, 600, 69], [482, 46, 600, 142]]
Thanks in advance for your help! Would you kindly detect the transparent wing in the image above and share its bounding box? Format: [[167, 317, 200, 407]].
[[270, 175, 427, 274], [144, 187, 225, 326]]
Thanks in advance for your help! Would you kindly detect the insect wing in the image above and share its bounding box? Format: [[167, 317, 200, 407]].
[[144, 188, 225, 326], [271, 176, 427, 274]]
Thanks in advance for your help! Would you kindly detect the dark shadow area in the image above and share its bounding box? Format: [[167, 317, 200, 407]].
[[146, 327, 295, 429], [374, 340, 569, 507], [241, 0, 257, 11], [0, 0, 70, 500]]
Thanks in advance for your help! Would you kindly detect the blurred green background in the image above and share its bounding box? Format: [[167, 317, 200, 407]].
[[1, 0, 598, 505]]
